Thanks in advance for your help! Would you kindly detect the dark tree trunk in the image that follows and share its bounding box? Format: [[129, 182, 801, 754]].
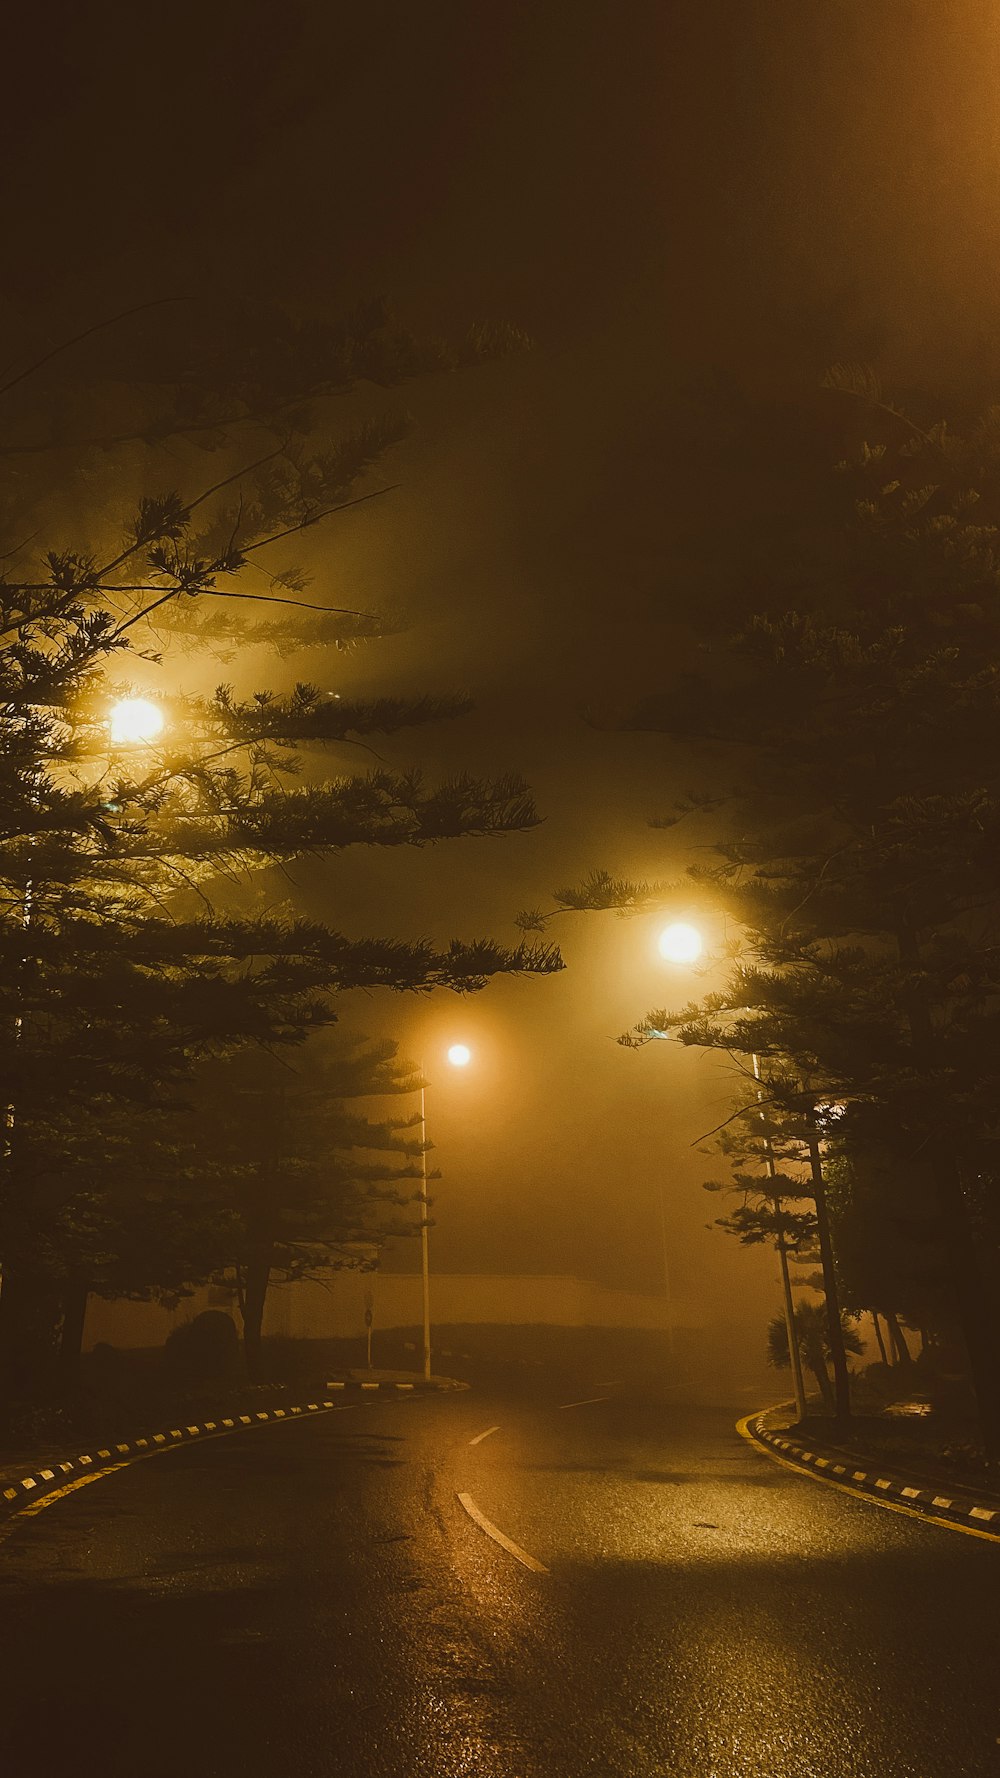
[[885, 1309, 912, 1368], [774, 1211, 808, 1420], [808, 1356, 835, 1415], [59, 1275, 89, 1382], [871, 1311, 890, 1368], [806, 1118, 852, 1425], [897, 918, 1000, 1464], [241, 1239, 274, 1383], [926, 1155, 1000, 1461]]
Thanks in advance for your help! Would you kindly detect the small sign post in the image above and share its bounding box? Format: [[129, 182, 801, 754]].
[[363, 1288, 374, 1371]]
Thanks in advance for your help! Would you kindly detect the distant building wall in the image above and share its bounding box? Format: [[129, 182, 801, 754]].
[[82, 1270, 704, 1351]]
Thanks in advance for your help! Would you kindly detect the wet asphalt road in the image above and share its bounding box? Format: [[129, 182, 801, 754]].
[[0, 1391, 997, 1777]]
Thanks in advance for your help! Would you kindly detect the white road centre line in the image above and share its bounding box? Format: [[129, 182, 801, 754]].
[[557, 1396, 610, 1411], [468, 1425, 500, 1446], [456, 1492, 548, 1574]]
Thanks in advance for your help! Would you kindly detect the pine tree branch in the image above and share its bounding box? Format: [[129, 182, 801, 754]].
[[0, 298, 186, 402], [240, 484, 400, 555]]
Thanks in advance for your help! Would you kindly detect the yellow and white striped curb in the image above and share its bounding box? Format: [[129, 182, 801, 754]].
[[744, 1412, 1000, 1541], [0, 1382, 445, 1519]]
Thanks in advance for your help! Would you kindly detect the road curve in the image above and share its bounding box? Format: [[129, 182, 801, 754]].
[[0, 1392, 996, 1777]]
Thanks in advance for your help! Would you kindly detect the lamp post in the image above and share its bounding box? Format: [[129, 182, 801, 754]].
[[753, 1051, 808, 1422], [650, 922, 704, 1355], [654, 920, 806, 1416], [418, 1042, 471, 1381]]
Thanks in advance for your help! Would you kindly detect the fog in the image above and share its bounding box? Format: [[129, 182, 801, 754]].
[[7, 0, 1000, 1358]]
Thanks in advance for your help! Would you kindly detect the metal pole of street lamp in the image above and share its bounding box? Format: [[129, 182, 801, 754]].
[[656, 1184, 675, 1358], [753, 1051, 808, 1422], [419, 1080, 432, 1382], [652, 923, 705, 1362], [654, 924, 806, 1417], [644, 1028, 680, 1356], [418, 1044, 471, 1383]]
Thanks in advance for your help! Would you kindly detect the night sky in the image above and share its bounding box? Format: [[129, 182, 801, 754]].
[[7, 1, 1000, 1326]]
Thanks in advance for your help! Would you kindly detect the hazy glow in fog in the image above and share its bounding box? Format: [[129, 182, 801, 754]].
[[658, 922, 703, 965], [447, 1044, 472, 1067], [109, 698, 164, 745]]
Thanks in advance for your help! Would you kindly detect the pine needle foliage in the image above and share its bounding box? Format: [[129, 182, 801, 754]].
[[557, 375, 1000, 1455], [0, 299, 558, 1397]]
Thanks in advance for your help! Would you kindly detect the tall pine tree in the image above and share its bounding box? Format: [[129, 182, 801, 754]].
[[546, 373, 1000, 1458], [1, 299, 561, 1400]]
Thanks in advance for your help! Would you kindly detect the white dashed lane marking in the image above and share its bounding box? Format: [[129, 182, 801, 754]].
[[468, 1426, 500, 1447], [456, 1492, 548, 1574]]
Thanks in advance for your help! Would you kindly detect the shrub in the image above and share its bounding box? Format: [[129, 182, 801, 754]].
[[163, 1311, 242, 1386]]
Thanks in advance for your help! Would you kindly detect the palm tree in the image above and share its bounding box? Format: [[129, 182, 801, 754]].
[[767, 1301, 863, 1416]]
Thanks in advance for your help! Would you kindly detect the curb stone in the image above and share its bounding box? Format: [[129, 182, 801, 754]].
[[324, 1377, 469, 1394], [0, 1377, 466, 1521], [745, 1409, 1000, 1541]]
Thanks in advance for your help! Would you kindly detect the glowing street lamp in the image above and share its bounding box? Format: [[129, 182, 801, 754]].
[[647, 924, 704, 1354], [109, 698, 164, 746], [650, 920, 806, 1420], [657, 921, 703, 965], [418, 1042, 473, 1380]]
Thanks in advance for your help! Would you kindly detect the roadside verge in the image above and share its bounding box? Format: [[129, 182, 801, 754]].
[[0, 1375, 466, 1522], [739, 1407, 1000, 1543]]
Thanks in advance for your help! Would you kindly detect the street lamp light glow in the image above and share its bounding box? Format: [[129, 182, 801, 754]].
[[658, 921, 703, 965], [420, 1041, 472, 1381], [109, 698, 164, 745]]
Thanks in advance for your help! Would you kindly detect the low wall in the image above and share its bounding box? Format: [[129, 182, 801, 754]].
[[83, 1270, 702, 1351]]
